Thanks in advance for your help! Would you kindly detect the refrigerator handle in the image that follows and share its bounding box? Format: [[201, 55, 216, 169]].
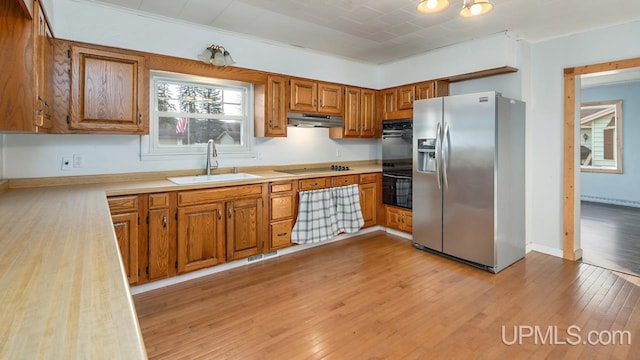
[[442, 122, 450, 190], [435, 122, 442, 190]]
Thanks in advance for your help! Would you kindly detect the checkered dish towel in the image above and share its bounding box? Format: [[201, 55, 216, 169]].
[[291, 184, 364, 244]]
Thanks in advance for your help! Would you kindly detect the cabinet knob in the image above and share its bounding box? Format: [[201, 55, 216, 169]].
[[217, 210, 222, 221], [138, 113, 142, 124], [162, 215, 167, 228], [228, 208, 232, 219]]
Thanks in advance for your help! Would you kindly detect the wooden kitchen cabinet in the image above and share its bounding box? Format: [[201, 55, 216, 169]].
[[260, 74, 288, 137], [359, 173, 380, 228], [397, 84, 415, 110], [415, 80, 449, 101], [146, 192, 177, 282], [289, 78, 342, 115], [69, 45, 147, 133], [226, 197, 264, 261], [177, 202, 226, 273], [330, 87, 376, 139], [177, 184, 266, 272], [108, 195, 140, 285], [268, 181, 296, 251], [0, 0, 53, 132], [385, 205, 412, 233]]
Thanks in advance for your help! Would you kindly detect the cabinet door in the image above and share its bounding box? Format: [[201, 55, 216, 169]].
[[266, 75, 287, 137], [385, 206, 402, 231], [33, 1, 53, 131], [226, 197, 264, 261], [148, 207, 174, 281], [415, 81, 435, 101], [397, 85, 415, 110], [290, 78, 317, 112], [112, 212, 139, 284], [360, 89, 376, 137], [0, 0, 35, 132], [70, 45, 146, 133], [402, 210, 413, 234], [359, 183, 377, 228], [318, 82, 343, 115], [343, 87, 360, 136], [177, 203, 225, 273], [379, 89, 396, 115]]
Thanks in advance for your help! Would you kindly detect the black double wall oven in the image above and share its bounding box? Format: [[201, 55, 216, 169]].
[[382, 119, 412, 209]]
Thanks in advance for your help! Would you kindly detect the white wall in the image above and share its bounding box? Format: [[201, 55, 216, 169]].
[[529, 21, 640, 253]]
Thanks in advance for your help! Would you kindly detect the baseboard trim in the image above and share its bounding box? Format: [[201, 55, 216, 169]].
[[529, 243, 564, 258], [384, 228, 413, 240]]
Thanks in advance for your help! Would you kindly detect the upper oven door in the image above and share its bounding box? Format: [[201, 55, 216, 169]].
[[382, 122, 413, 175]]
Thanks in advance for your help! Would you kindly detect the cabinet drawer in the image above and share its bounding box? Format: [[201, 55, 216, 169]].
[[299, 177, 329, 191], [108, 195, 138, 214], [270, 194, 294, 221], [331, 175, 358, 187], [359, 173, 378, 184], [149, 193, 170, 209], [270, 181, 293, 193], [270, 220, 293, 249], [178, 184, 263, 206]]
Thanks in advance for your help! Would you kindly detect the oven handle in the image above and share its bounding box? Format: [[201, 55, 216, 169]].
[[383, 173, 412, 180]]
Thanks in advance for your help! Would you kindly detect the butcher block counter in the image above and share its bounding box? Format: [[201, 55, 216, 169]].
[[0, 165, 380, 359]]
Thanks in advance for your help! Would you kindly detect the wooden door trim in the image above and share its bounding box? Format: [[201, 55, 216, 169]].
[[562, 56, 640, 260]]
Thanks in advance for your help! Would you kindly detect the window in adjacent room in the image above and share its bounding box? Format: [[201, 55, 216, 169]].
[[142, 71, 253, 159], [579, 100, 622, 173]]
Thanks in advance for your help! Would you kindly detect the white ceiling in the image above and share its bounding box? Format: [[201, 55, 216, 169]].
[[90, 0, 640, 64]]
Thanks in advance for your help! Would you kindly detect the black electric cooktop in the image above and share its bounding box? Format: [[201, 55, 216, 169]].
[[277, 165, 351, 174]]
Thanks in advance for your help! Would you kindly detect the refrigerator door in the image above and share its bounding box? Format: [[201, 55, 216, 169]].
[[412, 98, 443, 251], [442, 92, 496, 267]]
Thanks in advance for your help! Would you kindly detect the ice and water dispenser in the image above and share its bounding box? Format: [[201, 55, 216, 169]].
[[417, 138, 437, 172]]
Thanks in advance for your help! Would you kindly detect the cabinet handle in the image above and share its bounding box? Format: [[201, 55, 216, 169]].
[[162, 215, 167, 228], [138, 113, 142, 124], [320, 99, 323, 107], [313, 99, 317, 107], [341, 179, 348, 184], [228, 208, 232, 219], [277, 232, 288, 237], [217, 210, 222, 221], [311, 182, 318, 186]]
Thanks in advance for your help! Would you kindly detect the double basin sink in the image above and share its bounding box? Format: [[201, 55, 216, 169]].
[[167, 173, 261, 185]]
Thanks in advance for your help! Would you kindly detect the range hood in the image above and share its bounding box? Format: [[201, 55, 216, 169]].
[[287, 113, 343, 128]]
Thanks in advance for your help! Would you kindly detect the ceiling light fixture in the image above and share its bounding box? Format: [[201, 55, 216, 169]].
[[197, 44, 236, 67], [416, 0, 450, 14], [416, 0, 493, 17], [459, 0, 494, 17]]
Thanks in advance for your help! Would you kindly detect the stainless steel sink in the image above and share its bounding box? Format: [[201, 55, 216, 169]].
[[167, 173, 261, 185]]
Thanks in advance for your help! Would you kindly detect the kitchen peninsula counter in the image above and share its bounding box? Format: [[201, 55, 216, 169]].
[[0, 165, 380, 359]]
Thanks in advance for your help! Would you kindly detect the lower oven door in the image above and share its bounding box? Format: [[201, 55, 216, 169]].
[[382, 174, 412, 209]]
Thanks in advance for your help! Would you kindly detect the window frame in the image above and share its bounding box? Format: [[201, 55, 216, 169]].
[[141, 70, 254, 160], [579, 100, 623, 174]]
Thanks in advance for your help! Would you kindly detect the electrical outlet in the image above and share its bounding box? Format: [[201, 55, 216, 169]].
[[336, 149, 342, 158], [73, 154, 84, 168], [61, 157, 73, 171], [256, 152, 263, 161]]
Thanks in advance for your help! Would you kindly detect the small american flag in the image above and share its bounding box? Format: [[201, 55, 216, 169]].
[[176, 117, 187, 134]]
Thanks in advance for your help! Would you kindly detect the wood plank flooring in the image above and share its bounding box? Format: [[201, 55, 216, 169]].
[[134, 232, 640, 359], [581, 201, 640, 277]]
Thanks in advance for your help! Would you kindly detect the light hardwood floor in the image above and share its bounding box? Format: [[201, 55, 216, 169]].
[[134, 232, 640, 359]]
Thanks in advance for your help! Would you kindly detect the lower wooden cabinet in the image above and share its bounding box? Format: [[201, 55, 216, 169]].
[[146, 193, 177, 281], [359, 173, 380, 228], [385, 205, 412, 233], [268, 181, 296, 251], [107, 195, 140, 285], [177, 202, 226, 273], [226, 197, 264, 261]]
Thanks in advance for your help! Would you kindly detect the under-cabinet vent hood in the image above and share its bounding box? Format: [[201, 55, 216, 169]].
[[287, 113, 343, 128]]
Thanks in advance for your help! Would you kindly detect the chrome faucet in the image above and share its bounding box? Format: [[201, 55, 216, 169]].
[[206, 139, 218, 175]]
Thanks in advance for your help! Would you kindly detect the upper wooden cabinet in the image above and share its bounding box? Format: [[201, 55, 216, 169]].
[[330, 87, 376, 139], [289, 78, 342, 115], [0, 0, 53, 133], [259, 75, 287, 137], [379, 80, 449, 120], [69, 45, 147, 133]]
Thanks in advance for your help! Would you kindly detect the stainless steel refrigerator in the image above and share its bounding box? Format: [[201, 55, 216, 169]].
[[412, 91, 525, 273]]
